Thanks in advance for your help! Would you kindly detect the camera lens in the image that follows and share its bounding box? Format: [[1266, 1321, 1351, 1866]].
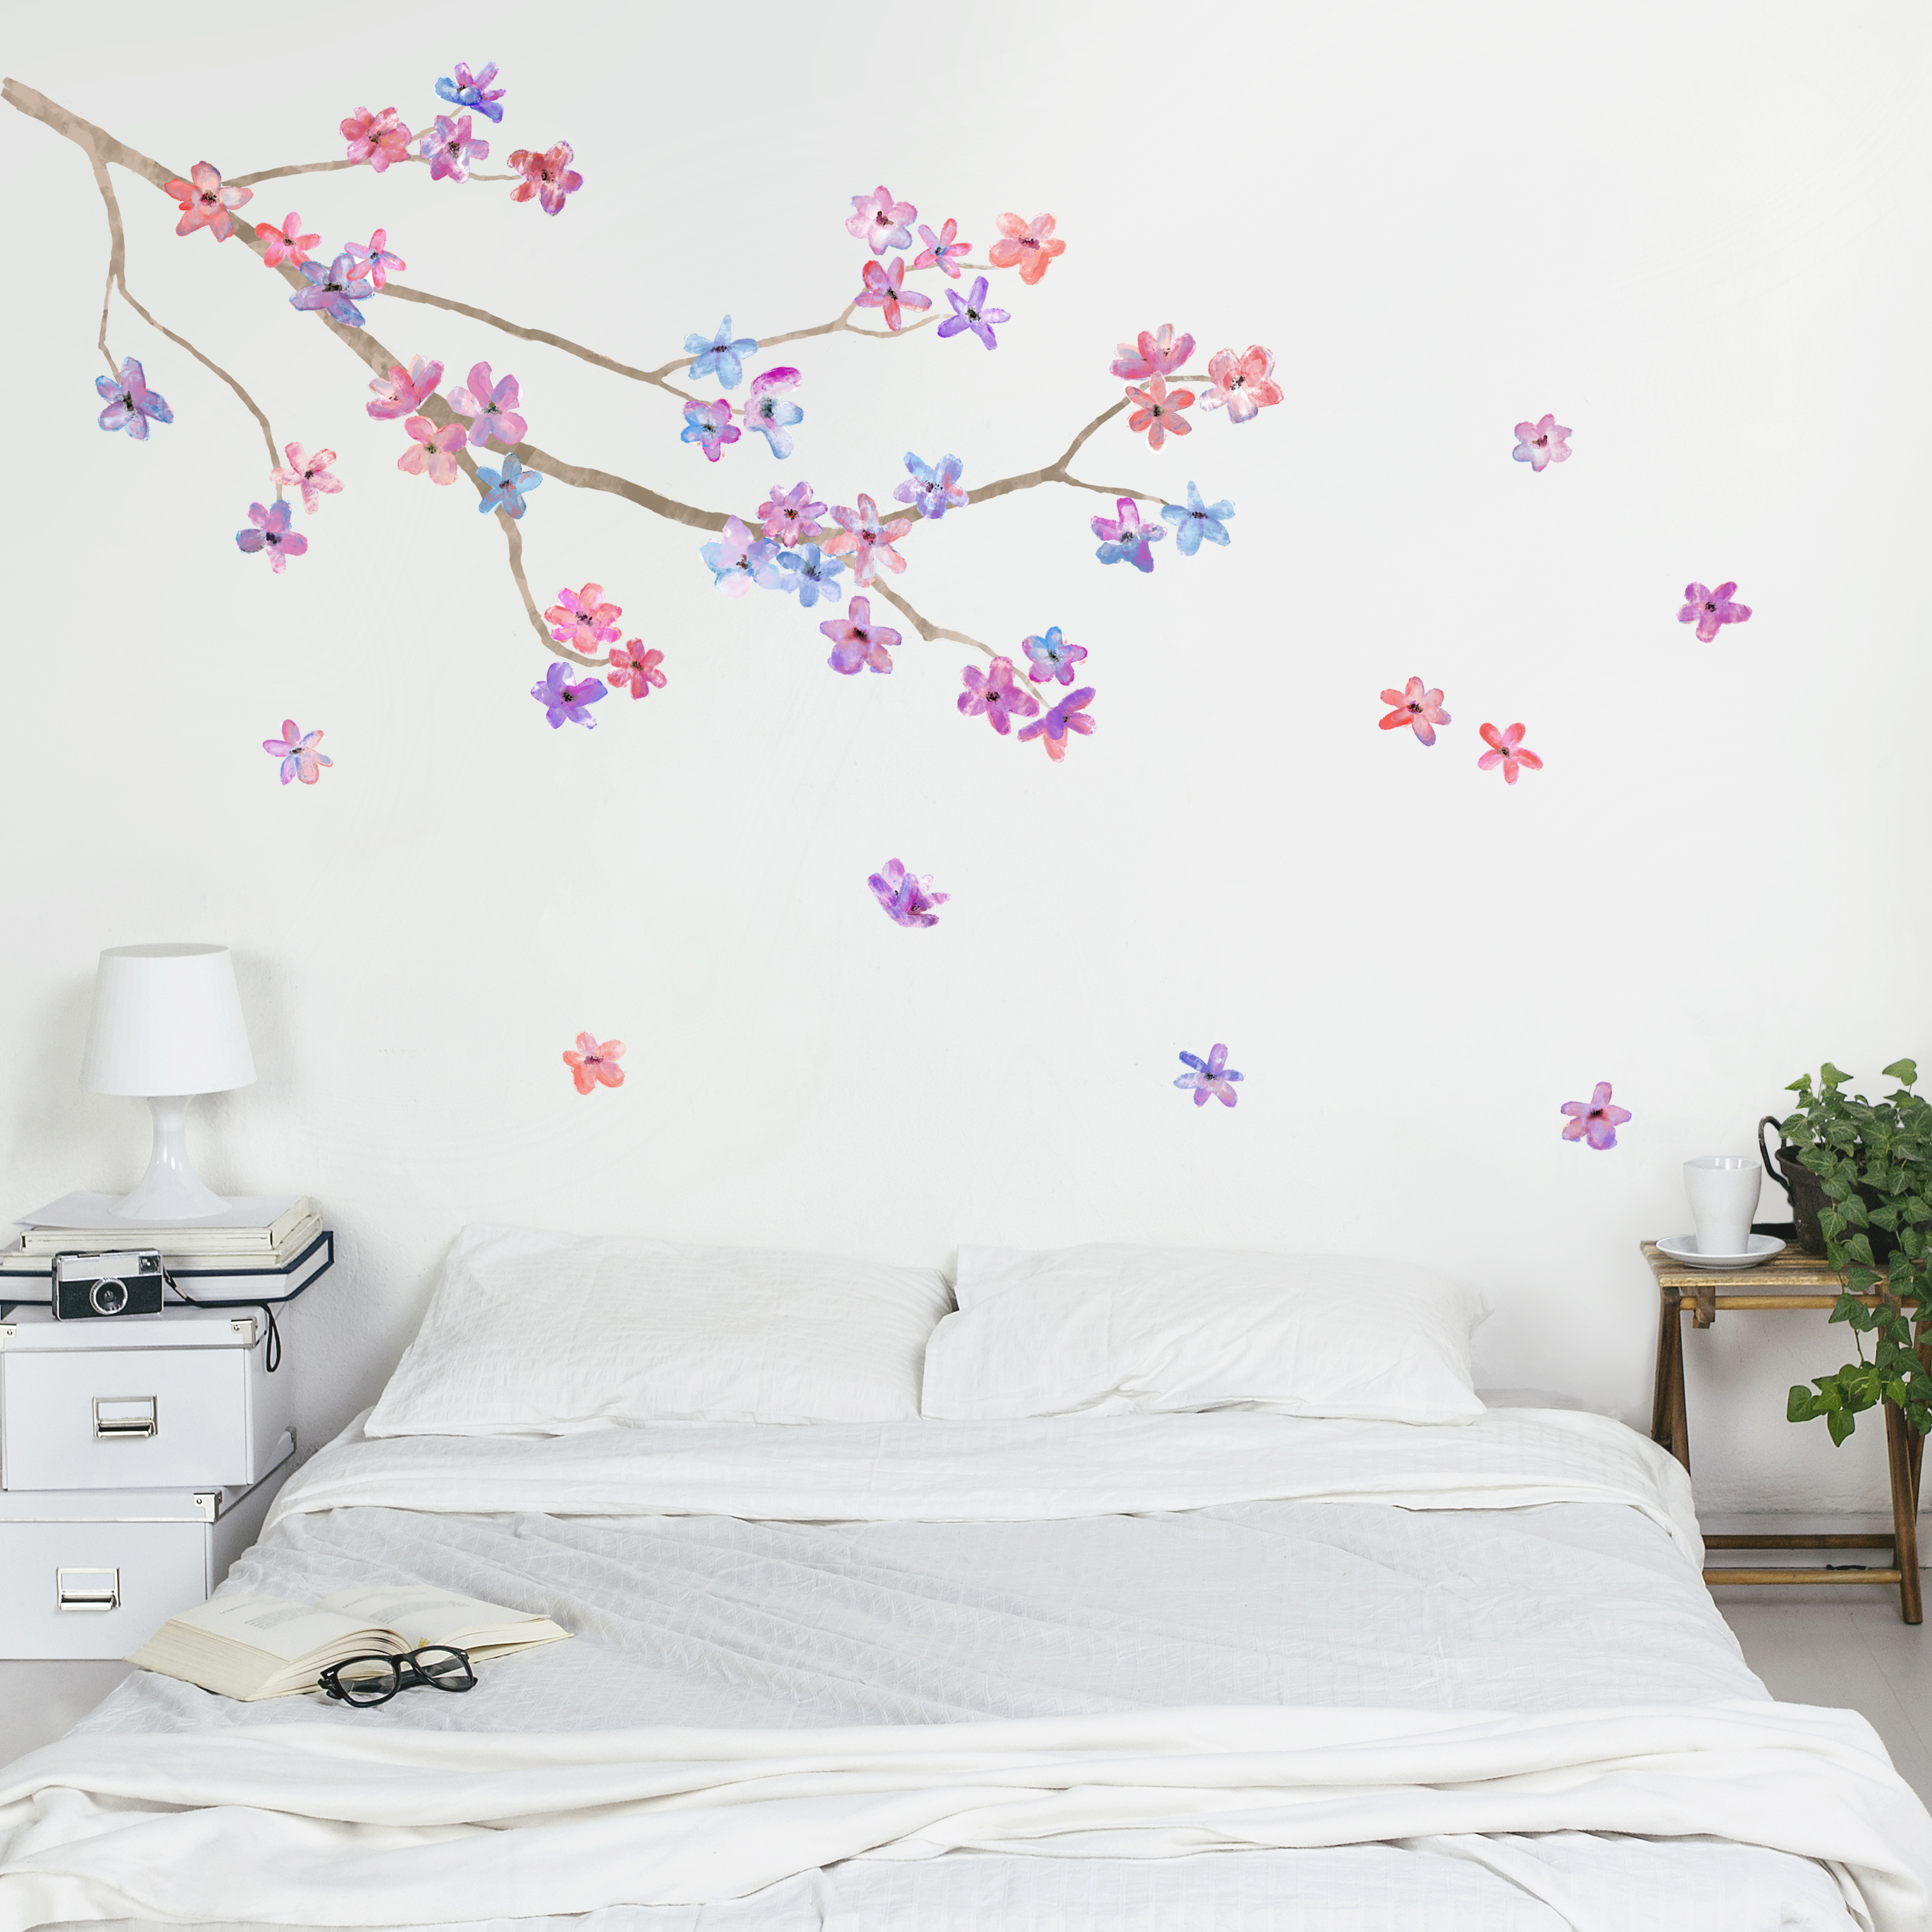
[[90, 1278, 129, 1315]]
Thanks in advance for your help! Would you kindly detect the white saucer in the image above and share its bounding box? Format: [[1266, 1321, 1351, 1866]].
[[1656, 1233, 1786, 1271]]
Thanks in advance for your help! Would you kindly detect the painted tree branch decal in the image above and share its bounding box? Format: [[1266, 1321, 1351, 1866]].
[[4, 69, 1279, 754]]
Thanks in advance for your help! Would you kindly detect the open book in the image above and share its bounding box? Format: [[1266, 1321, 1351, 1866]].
[[125, 1584, 572, 1701]]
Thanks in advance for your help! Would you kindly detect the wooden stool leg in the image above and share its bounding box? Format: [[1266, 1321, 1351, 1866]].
[[1885, 1402, 1923, 1625], [1666, 1303, 1690, 1472], [1651, 1293, 1673, 1446]]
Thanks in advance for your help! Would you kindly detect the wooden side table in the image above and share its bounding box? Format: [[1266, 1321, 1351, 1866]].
[[1644, 1241, 1924, 1623]]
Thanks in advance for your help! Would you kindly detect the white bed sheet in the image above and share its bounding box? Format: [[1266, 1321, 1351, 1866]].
[[4, 1410, 1922, 1931]]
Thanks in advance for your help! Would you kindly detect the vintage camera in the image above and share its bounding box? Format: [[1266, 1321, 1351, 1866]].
[[53, 1250, 165, 1320]]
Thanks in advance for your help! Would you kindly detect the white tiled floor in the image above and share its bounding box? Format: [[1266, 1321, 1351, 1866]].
[[3, 1594, 1928, 1806]]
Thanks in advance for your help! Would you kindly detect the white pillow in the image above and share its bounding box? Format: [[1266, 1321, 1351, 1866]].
[[365, 1225, 953, 1436], [921, 1243, 1491, 1424]]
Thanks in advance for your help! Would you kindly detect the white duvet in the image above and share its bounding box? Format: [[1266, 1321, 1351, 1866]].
[[1, 1408, 1927, 1932]]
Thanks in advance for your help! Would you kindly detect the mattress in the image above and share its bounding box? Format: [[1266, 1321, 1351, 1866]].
[[3, 1408, 1926, 1931]]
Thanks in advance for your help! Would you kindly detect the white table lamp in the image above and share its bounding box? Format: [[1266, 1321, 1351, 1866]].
[[79, 943, 257, 1222]]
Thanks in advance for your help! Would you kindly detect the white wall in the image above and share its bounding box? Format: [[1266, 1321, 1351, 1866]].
[[3, 0, 1927, 1511]]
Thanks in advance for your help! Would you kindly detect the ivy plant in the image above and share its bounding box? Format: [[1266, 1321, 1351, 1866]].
[[1781, 1061, 1932, 1444]]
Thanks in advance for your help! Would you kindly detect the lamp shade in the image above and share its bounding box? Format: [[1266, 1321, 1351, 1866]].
[[79, 944, 257, 1097]]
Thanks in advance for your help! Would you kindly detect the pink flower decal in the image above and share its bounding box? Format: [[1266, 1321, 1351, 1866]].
[[367, 355, 443, 419], [262, 719, 331, 785], [421, 112, 488, 184], [340, 106, 411, 171], [1477, 721, 1542, 785], [957, 656, 1040, 736], [868, 859, 947, 928], [606, 641, 665, 698], [1197, 345, 1283, 424], [823, 493, 911, 588], [856, 257, 932, 333], [234, 500, 307, 572], [344, 229, 405, 290], [1176, 1042, 1242, 1108], [448, 362, 527, 448], [1513, 413, 1572, 471], [1111, 324, 1195, 381], [988, 211, 1066, 286], [913, 218, 970, 277], [759, 481, 825, 546], [162, 161, 251, 242], [820, 593, 901, 676], [396, 416, 466, 484], [269, 442, 340, 514], [1017, 686, 1095, 762], [1125, 374, 1194, 450], [1379, 677, 1450, 746], [508, 142, 582, 214], [563, 1032, 624, 1095], [546, 583, 622, 652], [1678, 581, 1752, 642], [1561, 1082, 1630, 1150], [680, 398, 739, 462], [254, 211, 319, 267], [847, 184, 916, 254]]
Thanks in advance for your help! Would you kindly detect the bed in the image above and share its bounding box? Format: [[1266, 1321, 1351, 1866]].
[[2, 1233, 1929, 1931]]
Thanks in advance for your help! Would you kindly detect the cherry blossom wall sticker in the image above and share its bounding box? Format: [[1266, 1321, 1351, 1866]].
[[1512, 414, 1571, 469], [262, 720, 331, 785], [1176, 1044, 1243, 1109], [563, 1033, 624, 1094], [1477, 721, 1542, 785], [869, 861, 947, 928], [1561, 1083, 1630, 1150], [1678, 581, 1752, 641], [1379, 678, 1450, 746], [13, 66, 1281, 773]]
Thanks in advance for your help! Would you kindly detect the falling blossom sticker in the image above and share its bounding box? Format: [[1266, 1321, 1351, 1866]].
[[1678, 581, 1752, 641], [262, 719, 331, 785], [269, 443, 340, 513], [1379, 677, 1451, 746], [1561, 1082, 1630, 1150], [1176, 1043, 1243, 1108], [1513, 414, 1572, 471], [868, 859, 947, 928], [606, 641, 665, 698], [162, 161, 251, 241], [94, 358, 171, 439], [1477, 721, 1542, 784], [531, 662, 607, 729], [564, 1032, 624, 1094], [988, 211, 1065, 285], [235, 500, 307, 572]]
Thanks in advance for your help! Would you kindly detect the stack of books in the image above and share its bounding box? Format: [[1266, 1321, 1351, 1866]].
[[0, 1193, 331, 1302]]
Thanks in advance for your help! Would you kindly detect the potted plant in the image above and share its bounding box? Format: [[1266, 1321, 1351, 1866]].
[[1780, 1061, 1931, 1444]]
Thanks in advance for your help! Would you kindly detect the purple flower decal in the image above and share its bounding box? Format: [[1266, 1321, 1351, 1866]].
[[1093, 497, 1164, 572], [531, 661, 608, 730], [758, 481, 825, 546], [868, 858, 947, 928], [289, 254, 372, 326], [913, 219, 971, 277], [937, 276, 1009, 350], [744, 367, 804, 457], [759, 541, 848, 608], [681, 398, 739, 462], [1678, 580, 1752, 642], [1513, 413, 1572, 470], [419, 113, 488, 183], [262, 718, 331, 785], [436, 60, 505, 123], [957, 656, 1040, 736], [1176, 1043, 1242, 1108], [342, 229, 405, 289], [94, 357, 171, 438], [847, 184, 916, 254], [820, 593, 901, 675], [1017, 686, 1096, 763], [684, 316, 760, 389], [235, 500, 307, 573], [699, 515, 777, 597], [448, 362, 527, 448], [475, 453, 541, 519], [1021, 626, 1085, 685], [1561, 1081, 1630, 1150], [894, 451, 968, 520]]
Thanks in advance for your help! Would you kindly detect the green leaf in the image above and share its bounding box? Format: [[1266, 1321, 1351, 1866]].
[[1828, 1405, 1857, 1444], [1788, 1384, 1820, 1422], [1822, 1064, 1853, 1088], [1883, 1059, 1919, 1088]]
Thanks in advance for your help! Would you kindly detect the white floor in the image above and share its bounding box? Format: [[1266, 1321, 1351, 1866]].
[[2, 1592, 1928, 1807]]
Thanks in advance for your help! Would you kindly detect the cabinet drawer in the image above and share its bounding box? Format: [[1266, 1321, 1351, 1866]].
[[0, 1518, 209, 1659], [2, 1348, 250, 1488]]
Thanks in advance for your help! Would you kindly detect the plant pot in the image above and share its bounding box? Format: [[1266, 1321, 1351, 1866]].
[[1759, 1116, 1898, 1267]]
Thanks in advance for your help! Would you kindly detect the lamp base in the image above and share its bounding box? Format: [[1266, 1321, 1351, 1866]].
[[109, 1095, 230, 1223]]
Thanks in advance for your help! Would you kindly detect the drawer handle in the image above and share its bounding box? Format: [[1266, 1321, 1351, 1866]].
[[56, 1567, 121, 1612], [92, 1396, 157, 1440]]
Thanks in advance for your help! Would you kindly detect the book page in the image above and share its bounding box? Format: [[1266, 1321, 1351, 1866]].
[[317, 1583, 543, 1649], [164, 1594, 380, 1663]]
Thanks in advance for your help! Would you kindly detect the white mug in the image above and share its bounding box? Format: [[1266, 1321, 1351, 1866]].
[[1685, 1155, 1762, 1257]]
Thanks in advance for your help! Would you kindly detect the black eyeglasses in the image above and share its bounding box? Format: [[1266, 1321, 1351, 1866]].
[[318, 1644, 476, 1706]]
